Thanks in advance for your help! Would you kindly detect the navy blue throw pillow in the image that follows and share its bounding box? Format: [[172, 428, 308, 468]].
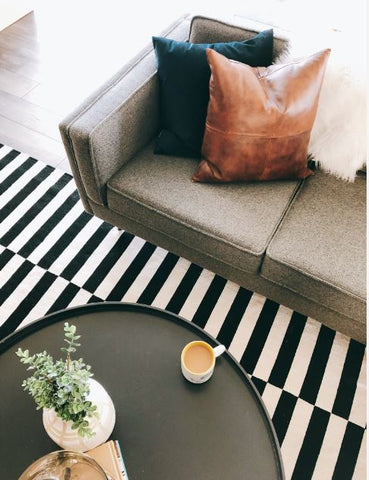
[[152, 30, 274, 158]]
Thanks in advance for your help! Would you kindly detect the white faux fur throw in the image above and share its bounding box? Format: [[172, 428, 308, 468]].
[[279, 30, 367, 181]]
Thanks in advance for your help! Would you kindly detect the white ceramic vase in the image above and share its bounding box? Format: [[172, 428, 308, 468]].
[[42, 378, 116, 452]]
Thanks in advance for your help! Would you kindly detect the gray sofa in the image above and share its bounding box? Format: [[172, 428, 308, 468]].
[[59, 15, 366, 343]]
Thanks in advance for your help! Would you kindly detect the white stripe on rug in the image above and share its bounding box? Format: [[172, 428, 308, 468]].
[[281, 399, 315, 479], [203, 281, 240, 338]]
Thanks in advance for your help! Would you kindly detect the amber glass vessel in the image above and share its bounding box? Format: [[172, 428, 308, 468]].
[[19, 450, 108, 480]]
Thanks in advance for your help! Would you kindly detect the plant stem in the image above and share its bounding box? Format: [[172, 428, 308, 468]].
[[66, 353, 71, 371]]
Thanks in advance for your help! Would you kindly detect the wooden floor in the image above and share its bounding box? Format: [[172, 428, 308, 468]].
[[0, 12, 70, 170], [0, 6, 179, 173], [0, 4, 202, 173]]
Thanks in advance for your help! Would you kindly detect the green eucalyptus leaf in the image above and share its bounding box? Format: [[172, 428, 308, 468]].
[[15, 322, 96, 438]]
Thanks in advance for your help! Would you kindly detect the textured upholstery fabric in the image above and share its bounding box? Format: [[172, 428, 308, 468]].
[[107, 143, 301, 274], [189, 15, 289, 61], [152, 30, 273, 158], [262, 171, 366, 319], [59, 15, 192, 208], [193, 48, 330, 183]]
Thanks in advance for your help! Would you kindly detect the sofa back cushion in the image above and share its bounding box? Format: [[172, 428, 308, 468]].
[[189, 15, 288, 61]]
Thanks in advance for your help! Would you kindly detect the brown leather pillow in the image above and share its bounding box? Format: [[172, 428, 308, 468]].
[[192, 47, 331, 183]]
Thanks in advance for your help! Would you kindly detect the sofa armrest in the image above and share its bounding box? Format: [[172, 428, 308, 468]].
[[59, 14, 191, 211]]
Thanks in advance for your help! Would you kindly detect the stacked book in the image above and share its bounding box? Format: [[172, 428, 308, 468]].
[[87, 440, 129, 480]]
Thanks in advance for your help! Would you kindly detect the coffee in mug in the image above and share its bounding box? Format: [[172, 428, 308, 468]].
[[181, 341, 225, 384]]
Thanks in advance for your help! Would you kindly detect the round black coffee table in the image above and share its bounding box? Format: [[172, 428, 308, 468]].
[[0, 303, 284, 479]]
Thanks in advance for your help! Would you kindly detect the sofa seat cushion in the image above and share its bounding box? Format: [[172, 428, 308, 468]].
[[261, 171, 366, 320], [107, 143, 301, 274]]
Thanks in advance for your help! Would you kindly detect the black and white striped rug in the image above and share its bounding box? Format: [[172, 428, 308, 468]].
[[0, 145, 366, 479]]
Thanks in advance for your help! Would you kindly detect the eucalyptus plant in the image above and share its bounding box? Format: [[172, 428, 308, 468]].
[[16, 323, 98, 438]]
